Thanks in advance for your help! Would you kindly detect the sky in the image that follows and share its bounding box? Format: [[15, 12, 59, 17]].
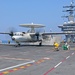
[[0, 0, 74, 40]]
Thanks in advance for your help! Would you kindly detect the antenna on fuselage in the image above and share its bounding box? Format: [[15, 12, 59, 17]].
[[19, 23, 45, 33], [30, 22, 35, 33]]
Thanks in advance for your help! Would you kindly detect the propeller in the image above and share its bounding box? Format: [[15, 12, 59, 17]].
[[4, 27, 17, 41], [35, 28, 44, 41], [9, 31, 14, 36], [7, 27, 16, 37], [35, 32, 40, 41]]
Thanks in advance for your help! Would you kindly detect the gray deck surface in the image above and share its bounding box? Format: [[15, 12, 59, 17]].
[[0, 44, 75, 75]]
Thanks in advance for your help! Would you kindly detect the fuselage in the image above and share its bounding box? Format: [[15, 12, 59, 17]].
[[12, 32, 38, 42]]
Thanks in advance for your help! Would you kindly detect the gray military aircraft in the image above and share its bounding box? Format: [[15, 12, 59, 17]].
[[0, 23, 74, 46]]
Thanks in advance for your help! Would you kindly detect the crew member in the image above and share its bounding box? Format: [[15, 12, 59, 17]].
[[8, 40, 10, 44], [65, 42, 70, 50], [53, 42, 59, 51]]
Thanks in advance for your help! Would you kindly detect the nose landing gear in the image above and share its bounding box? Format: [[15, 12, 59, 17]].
[[39, 40, 42, 46], [14, 41, 21, 47]]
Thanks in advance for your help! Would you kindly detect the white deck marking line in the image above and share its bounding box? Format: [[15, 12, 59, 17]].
[[0, 60, 35, 72], [72, 52, 74, 55], [0, 56, 31, 61], [43, 57, 51, 60], [66, 56, 70, 59], [54, 62, 62, 68], [44, 52, 75, 75]]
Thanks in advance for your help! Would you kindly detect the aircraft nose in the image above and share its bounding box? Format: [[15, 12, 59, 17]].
[[12, 37, 15, 40]]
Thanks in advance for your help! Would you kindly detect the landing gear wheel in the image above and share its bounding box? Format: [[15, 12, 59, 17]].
[[39, 41, 42, 46], [14, 43, 20, 47], [18, 43, 20, 46]]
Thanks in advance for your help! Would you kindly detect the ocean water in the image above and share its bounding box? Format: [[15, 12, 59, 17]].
[[1, 40, 14, 43]]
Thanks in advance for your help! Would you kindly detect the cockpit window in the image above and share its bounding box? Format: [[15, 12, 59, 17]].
[[14, 33, 24, 36], [22, 32, 25, 34], [21, 34, 23, 36], [14, 33, 16, 35]]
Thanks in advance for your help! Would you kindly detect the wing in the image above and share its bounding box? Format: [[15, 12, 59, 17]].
[[0, 32, 10, 34], [42, 32, 75, 35], [0, 32, 14, 36]]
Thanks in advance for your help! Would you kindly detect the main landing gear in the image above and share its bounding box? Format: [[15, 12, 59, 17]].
[[39, 40, 42, 46]]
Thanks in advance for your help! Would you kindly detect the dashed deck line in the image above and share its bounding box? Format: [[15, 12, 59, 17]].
[[43, 52, 75, 75], [0, 57, 51, 75], [0, 56, 32, 61], [0, 60, 35, 74]]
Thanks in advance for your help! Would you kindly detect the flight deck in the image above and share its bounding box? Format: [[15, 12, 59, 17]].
[[0, 44, 75, 75]]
